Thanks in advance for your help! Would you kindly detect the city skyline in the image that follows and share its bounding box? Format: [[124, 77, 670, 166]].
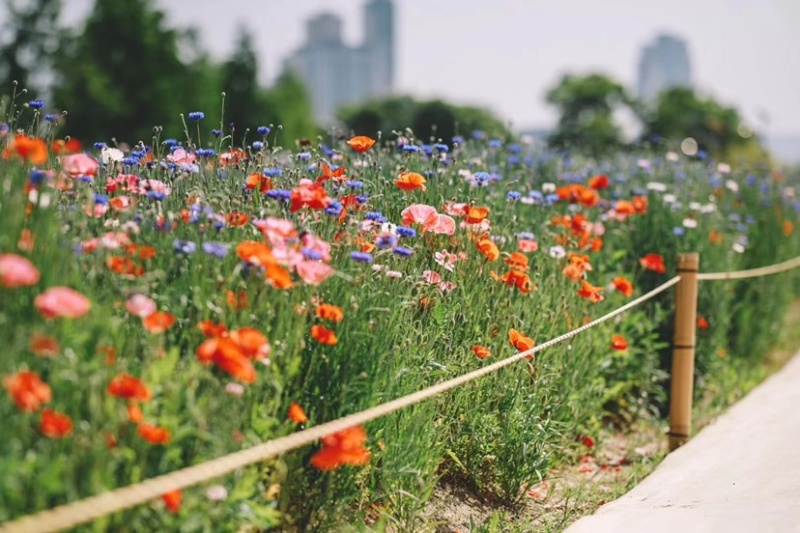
[[51, 0, 800, 137], [637, 34, 693, 102]]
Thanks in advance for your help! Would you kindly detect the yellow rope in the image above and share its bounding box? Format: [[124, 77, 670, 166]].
[[0, 277, 682, 533]]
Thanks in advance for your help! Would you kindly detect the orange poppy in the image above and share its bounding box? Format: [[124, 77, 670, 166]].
[[465, 206, 490, 224], [639, 253, 666, 274], [265, 263, 294, 289], [346, 136, 376, 152], [197, 320, 228, 337], [504, 252, 529, 271], [394, 171, 426, 191], [611, 277, 634, 297], [782, 221, 793, 236], [577, 280, 604, 303], [578, 187, 600, 207], [632, 196, 648, 214], [237, 241, 275, 267], [5, 134, 48, 165], [288, 402, 308, 424], [614, 200, 635, 216], [3, 370, 52, 412], [143, 311, 175, 334], [317, 163, 348, 184], [588, 174, 609, 189], [226, 211, 250, 227], [97, 345, 117, 366], [227, 290, 249, 310], [501, 269, 535, 294], [138, 423, 171, 445], [476, 238, 500, 261], [508, 329, 535, 353], [39, 409, 73, 438], [310, 425, 371, 470], [106, 256, 145, 277], [229, 327, 271, 359], [245, 173, 272, 193], [708, 231, 723, 246], [29, 333, 59, 357], [472, 345, 491, 359], [310, 325, 338, 345], [697, 316, 709, 330], [127, 403, 144, 424], [108, 374, 151, 402], [196, 337, 257, 383], [316, 303, 345, 323], [162, 490, 182, 513], [562, 263, 585, 282], [610, 334, 628, 351]]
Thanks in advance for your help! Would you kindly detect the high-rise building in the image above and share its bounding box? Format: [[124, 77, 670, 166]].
[[282, 0, 395, 125], [637, 34, 692, 102]]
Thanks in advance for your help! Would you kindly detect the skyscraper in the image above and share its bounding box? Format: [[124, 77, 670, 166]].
[[637, 34, 692, 102], [282, 0, 395, 125]]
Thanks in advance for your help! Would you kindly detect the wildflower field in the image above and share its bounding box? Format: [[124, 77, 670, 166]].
[[1, 104, 799, 532]]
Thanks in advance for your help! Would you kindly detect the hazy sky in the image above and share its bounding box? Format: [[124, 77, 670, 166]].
[[58, 0, 800, 135]]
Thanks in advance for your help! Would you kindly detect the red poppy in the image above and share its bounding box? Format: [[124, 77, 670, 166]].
[[107, 374, 151, 402], [394, 171, 426, 191], [3, 370, 52, 412], [143, 311, 175, 334], [310, 325, 338, 345], [612, 277, 634, 297], [697, 316, 709, 330], [588, 174, 609, 189], [508, 329, 535, 354], [39, 409, 73, 438], [611, 334, 628, 351], [577, 280, 604, 303], [639, 253, 666, 274], [346, 136, 376, 152], [472, 345, 491, 359], [138, 423, 170, 445], [29, 334, 59, 357], [226, 211, 250, 227], [127, 403, 144, 424], [162, 490, 182, 513], [290, 183, 330, 213], [310, 425, 371, 470], [288, 402, 308, 424], [245, 173, 272, 193]]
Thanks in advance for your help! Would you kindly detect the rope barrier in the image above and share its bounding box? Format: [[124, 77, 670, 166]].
[[0, 277, 682, 533], [697, 255, 800, 281]]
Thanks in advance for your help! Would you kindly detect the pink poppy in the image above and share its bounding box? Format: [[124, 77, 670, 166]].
[[518, 239, 539, 253], [84, 203, 109, 218], [401, 204, 438, 227], [430, 214, 456, 235], [296, 261, 335, 285], [442, 201, 468, 216], [61, 153, 99, 177], [434, 249, 457, 271], [272, 245, 304, 269], [301, 234, 332, 262], [0, 254, 40, 288], [125, 294, 156, 318], [167, 148, 196, 166], [438, 281, 457, 293], [385, 270, 403, 278], [98, 232, 131, 250], [254, 217, 298, 245], [34, 287, 91, 319], [422, 270, 441, 284], [137, 179, 171, 197]]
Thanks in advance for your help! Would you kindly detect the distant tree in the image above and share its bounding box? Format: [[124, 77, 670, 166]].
[[0, 0, 62, 98], [545, 73, 633, 154], [219, 27, 264, 145], [642, 87, 758, 158], [263, 71, 318, 147], [53, 0, 214, 144]]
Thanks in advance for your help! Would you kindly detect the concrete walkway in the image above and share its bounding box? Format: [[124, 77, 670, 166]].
[[565, 353, 800, 533]]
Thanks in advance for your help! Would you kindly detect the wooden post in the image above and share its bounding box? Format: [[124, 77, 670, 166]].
[[669, 253, 700, 452]]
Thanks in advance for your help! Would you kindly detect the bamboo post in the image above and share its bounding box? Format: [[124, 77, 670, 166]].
[[669, 253, 700, 452]]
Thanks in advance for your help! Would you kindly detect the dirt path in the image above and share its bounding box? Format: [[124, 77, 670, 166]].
[[565, 351, 800, 533]]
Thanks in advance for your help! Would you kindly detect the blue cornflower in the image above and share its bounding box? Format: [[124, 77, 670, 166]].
[[488, 139, 503, 149], [266, 189, 292, 201], [321, 144, 335, 157], [346, 180, 364, 189], [257, 126, 270, 135], [402, 144, 419, 153], [452, 136, 464, 145], [121, 157, 139, 166], [147, 191, 166, 201], [187, 111, 205, 121], [173, 239, 197, 254], [421, 144, 433, 156], [93, 142, 107, 150], [211, 129, 222, 137], [745, 215, 754, 224], [252, 141, 264, 150], [393, 246, 413, 257], [297, 152, 311, 161], [197, 148, 215, 157], [507, 191, 521, 201], [302, 247, 323, 260], [350, 251, 373, 263], [324, 201, 343, 216], [517, 232, 535, 240], [355, 195, 368, 204], [697, 150, 707, 159], [94, 194, 109, 205], [28, 99, 44, 109], [472, 130, 486, 140], [376, 234, 398, 249], [202, 242, 229, 258], [736, 223, 748, 232], [474, 172, 490, 184], [169, 145, 182, 153], [164, 139, 178, 147], [28, 170, 47, 186], [507, 155, 520, 165], [423, 170, 435, 178], [728, 213, 741, 222], [529, 191, 544, 202], [44, 114, 58, 122], [263, 168, 283, 177], [673, 227, 685, 236], [545, 193, 559, 205], [364, 211, 387, 222], [746, 175, 757, 186], [434, 143, 449, 152], [397, 226, 416, 238], [508, 143, 522, 153]]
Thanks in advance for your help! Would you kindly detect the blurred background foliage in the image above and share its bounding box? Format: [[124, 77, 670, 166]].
[[0, 0, 777, 163]]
